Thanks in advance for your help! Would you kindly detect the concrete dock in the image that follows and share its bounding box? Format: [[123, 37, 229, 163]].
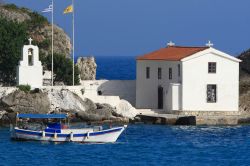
[[135, 109, 250, 125]]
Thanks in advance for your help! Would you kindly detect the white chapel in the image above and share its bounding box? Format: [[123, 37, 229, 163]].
[[17, 38, 43, 88], [136, 41, 242, 112]]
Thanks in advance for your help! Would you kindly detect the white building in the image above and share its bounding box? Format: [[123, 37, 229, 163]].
[[136, 42, 241, 112], [17, 38, 43, 88]]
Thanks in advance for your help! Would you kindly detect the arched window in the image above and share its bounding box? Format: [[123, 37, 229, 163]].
[[28, 48, 34, 66]]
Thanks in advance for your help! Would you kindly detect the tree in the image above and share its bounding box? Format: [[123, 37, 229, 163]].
[[0, 18, 27, 85], [43, 53, 80, 85]]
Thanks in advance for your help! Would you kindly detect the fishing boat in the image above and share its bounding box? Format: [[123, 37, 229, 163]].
[[11, 113, 127, 143]]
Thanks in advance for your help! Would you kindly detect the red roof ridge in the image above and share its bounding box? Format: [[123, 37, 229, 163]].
[[166, 45, 209, 49], [137, 46, 209, 61]]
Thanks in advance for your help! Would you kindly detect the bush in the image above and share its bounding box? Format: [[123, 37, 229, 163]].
[[28, 11, 48, 27], [0, 18, 27, 85], [17, 84, 31, 92], [42, 53, 80, 85], [30, 88, 40, 94], [2, 4, 19, 10], [38, 39, 51, 49]]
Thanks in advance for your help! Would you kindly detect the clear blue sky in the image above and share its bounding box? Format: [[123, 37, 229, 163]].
[[5, 0, 250, 57]]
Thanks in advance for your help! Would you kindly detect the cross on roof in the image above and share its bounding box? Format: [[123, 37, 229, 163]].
[[167, 41, 175, 47], [206, 40, 214, 47], [28, 38, 33, 45]]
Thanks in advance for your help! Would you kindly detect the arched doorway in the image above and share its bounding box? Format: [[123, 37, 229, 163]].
[[158, 86, 163, 109]]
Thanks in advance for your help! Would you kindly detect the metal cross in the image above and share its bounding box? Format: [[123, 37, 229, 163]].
[[167, 41, 175, 47], [206, 40, 214, 47], [28, 38, 33, 45]]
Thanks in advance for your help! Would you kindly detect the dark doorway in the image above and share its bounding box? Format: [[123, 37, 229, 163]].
[[158, 86, 163, 109]]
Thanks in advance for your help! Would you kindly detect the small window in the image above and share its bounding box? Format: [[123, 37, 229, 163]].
[[169, 68, 172, 80], [208, 62, 216, 73], [207, 84, 217, 103], [178, 64, 181, 77], [146, 67, 150, 79], [158, 68, 162, 80]]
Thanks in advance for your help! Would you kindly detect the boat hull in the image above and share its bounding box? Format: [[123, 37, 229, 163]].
[[11, 126, 127, 143]]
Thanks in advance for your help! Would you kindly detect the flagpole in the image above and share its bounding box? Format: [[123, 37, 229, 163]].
[[72, 0, 75, 86], [51, 0, 54, 87]]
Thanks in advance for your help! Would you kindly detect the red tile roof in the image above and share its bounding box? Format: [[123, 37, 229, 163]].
[[137, 46, 209, 61]]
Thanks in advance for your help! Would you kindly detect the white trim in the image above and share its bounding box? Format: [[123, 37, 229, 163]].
[[181, 48, 242, 63]]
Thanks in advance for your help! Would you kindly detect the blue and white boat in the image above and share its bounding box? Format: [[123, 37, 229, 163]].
[[11, 114, 127, 143]]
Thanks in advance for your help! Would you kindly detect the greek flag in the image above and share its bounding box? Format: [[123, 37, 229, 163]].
[[42, 4, 53, 13]]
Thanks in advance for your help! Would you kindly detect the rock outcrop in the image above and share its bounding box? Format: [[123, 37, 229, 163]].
[[239, 49, 250, 75], [30, 24, 71, 57], [0, 90, 50, 114], [76, 57, 97, 80], [77, 103, 123, 122], [0, 5, 31, 23], [239, 91, 250, 115], [0, 88, 136, 124], [238, 49, 250, 115], [47, 89, 99, 115], [116, 100, 138, 119]]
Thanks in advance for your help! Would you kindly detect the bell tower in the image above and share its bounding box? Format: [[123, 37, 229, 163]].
[[17, 38, 43, 88]]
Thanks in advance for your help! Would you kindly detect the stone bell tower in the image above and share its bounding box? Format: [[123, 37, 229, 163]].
[[17, 38, 43, 88]]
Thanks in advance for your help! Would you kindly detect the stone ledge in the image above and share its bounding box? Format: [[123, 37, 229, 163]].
[[169, 111, 240, 116]]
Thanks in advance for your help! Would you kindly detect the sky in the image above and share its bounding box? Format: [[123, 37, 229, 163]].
[[4, 0, 250, 57]]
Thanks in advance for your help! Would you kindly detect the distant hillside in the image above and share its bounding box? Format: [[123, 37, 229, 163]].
[[0, 3, 79, 85], [0, 4, 71, 58], [238, 49, 250, 114], [238, 48, 250, 94], [239, 49, 250, 76]]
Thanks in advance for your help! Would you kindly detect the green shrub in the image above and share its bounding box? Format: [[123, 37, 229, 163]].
[[28, 11, 48, 27], [30, 88, 40, 94], [0, 17, 27, 85], [17, 84, 31, 92], [3, 4, 19, 10], [38, 39, 51, 49], [43, 53, 80, 85]]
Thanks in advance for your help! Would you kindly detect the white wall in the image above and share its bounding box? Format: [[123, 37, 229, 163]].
[[17, 66, 43, 88], [44, 80, 136, 108], [80, 80, 136, 106], [45, 85, 121, 107], [97, 80, 136, 106], [17, 45, 43, 88], [182, 52, 239, 111], [0, 80, 136, 109], [166, 83, 181, 111], [136, 60, 181, 109], [171, 83, 181, 111]]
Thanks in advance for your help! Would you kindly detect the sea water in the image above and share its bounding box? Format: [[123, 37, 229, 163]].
[[95, 56, 136, 80], [0, 125, 250, 165]]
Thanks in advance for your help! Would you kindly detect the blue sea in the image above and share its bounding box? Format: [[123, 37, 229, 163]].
[[95, 56, 136, 80], [0, 125, 250, 165]]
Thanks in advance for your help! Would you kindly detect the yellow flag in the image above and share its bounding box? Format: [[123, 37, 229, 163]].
[[64, 5, 73, 14]]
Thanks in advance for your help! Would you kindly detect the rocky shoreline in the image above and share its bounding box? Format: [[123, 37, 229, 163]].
[[1, 85, 250, 126], [0, 88, 136, 126]]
